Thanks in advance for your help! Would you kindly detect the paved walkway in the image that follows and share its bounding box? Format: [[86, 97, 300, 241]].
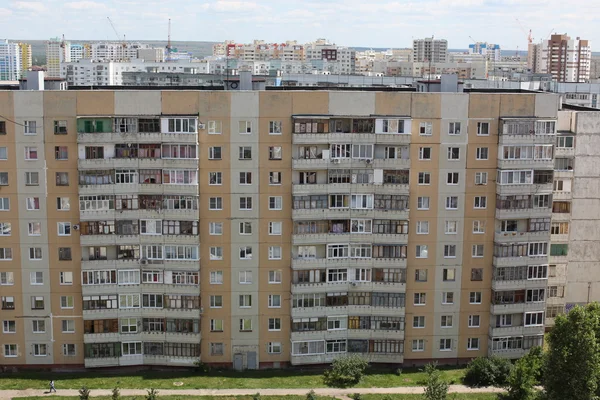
[[0, 386, 506, 400]]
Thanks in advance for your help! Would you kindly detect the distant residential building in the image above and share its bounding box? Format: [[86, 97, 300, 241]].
[[18, 43, 32, 79], [70, 44, 84, 62], [469, 42, 501, 62], [412, 37, 448, 63], [0, 40, 21, 81], [46, 37, 71, 78], [88, 42, 152, 61], [529, 34, 591, 82]]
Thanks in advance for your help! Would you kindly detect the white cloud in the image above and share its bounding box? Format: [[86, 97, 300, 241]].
[[64, 1, 108, 10], [199, 0, 270, 12], [11, 1, 47, 13]]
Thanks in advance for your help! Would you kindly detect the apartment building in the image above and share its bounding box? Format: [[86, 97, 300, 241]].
[[529, 35, 592, 83], [0, 89, 572, 369], [413, 38, 448, 63], [0, 40, 22, 81], [46, 38, 71, 78]]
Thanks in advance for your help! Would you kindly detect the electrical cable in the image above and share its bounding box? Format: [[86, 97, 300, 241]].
[[0, 113, 26, 127]]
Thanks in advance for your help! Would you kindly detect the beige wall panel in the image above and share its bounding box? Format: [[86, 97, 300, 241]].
[[290, 92, 329, 115], [114, 91, 161, 115], [259, 92, 293, 117], [44, 92, 77, 117], [374, 92, 412, 116], [76, 91, 114, 115], [499, 94, 535, 117], [468, 94, 500, 119], [411, 93, 441, 119], [161, 91, 200, 115], [198, 92, 231, 117]]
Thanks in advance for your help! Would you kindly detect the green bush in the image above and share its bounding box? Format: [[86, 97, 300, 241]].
[[146, 388, 159, 400], [306, 390, 317, 400], [463, 356, 513, 387], [323, 354, 369, 388], [424, 363, 449, 400], [351, 394, 362, 400], [78, 386, 90, 400], [252, 393, 261, 400], [111, 387, 120, 400]]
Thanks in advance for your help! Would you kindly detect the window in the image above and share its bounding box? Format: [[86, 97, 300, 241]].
[[30, 271, 43, 285], [239, 270, 253, 284], [419, 122, 432, 136], [25, 197, 40, 211], [415, 269, 427, 282], [269, 196, 282, 210], [471, 268, 483, 281], [467, 338, 480, 350], [416, 221, 429, 234], [269, 221, 282, 235], [269, 146, 282, 160], [443, 268, 456, 282], [29, 247, 42, 260], [444, 245, 456, 258], [27, 222, 40, 236], [209, 246, 223, 260], [0, 222, 11, 236], [210, 271, 223, 285], [208, 146, 222, 160], [472, 244, 484, 258], [25, 146, 38, 160], [52, 120, 68, 135], [0, 198, 8, 211], [209, 172, 222, 185], [268, 342, 282, 354], [469, 292, 482, 304], [57, 197, 70, 211], [0, 248, 12, 260], [208, 120, 222, 134], [412, 339, 425, 352], [24, 120, 37, 135], [473, 220, 485, 234], [55, 146, 68, 160], [210, 295, 223, 308], [524, 312, 544, 326], [448, 122, 461, 135], [4, 344, 17, 357], [142, 294, 163, 308], [239, 197, 252, 210], [210, 343, 224, 356], [269, 171, 282, 185], [468, 315, 480, 328], [528, 242, 548, 256], [414, 293, 426, 305], [238, 120, 252, 134], [62, 320, 75, 333], [63, 344, 76, 356], [447, 147, 460, 160], [239, 294, 252, 308], [476, 147, 488, 160], [0, 271, 14, 285], [557, 136, 574, 148], [445, 196, 458, 210], [0, 147, 6, 161], [416, 245, 428, 258], [0, 172, 7, 185], [25, 171, 39, 186], [60, 296, 74, 309], [239, 172, 252, 185], [268, 317, 282, 331], [33, 343, 47, 356], [269, 270, 282, 284], [209, 222, 223, 235], [210, 319, 224, 332], [239, 318, 253, 332], [269, 121, 282, 135], [268, 294, 281, 308], [477, 122, 489, 136], [474, 196, 487, 209], [413, 316, 425, 328], [445, 221, 457, 234], [441, 315, 453, 328], [269, 246, 282, 260], [119, 294, 140, 308], [122, 342, 142, 356], [239, 222, 252, 235], [58, 222, 71, 236], [475, 172, 488, 185], [439, 338, 452, 351], [419, 147, 431, 160], [56, 172, 69, 186], [0, 122, 5, 135], [441, 292, 454, 305], [239, 146, 252, 160], [2, 320, 15, 333], [447, 172, 459, 185], [32, 320, 46, 333], [209, 197, 223, 210], [59, 271, 73, 285], [166, 118, 196, 133], [417, 196, 430, 210], [418, 172, 431, 185]]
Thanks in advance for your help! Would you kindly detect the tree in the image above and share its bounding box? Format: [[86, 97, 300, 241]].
[[111, 387, 120, 400], [78, 387, 90, 400], [463, 356, 513, 387], [423, 363, 449, 400], [146, 388, 159, 400], [323, 354, 369, 388], [544, 303, 600, 400], [499, 350, 541, 400]]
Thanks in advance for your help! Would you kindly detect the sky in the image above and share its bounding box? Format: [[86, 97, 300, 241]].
[[2, 0, 599, 49]]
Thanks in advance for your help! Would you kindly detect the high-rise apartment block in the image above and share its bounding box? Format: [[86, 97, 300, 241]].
[[46, 37, 71, 78], [18, 43, 32, 80], [413, 38, 448, 63], [0, 40, 22, 81], [528, 34, 591, 82], [0, 89, 596, 369], [468, 42, 501, 62]]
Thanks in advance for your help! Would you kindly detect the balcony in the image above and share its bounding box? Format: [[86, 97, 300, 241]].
[[488, 325, 545, 338], [81, 258, 143, 269], [292, 158, 377, 170], [79, 208, 198, 222], [498, 134, 555, 146], [493, 255, 549, 268], [292, 233, 408, 246], [292, 257, 407, 269], [291, 281, 406, 294], [84, 357, 120, 368], [496, 183, 553, 196], [488, 347, 526, 359], [77, 132, 198, 145], [554, 147, 575, 158], [493, 231, 550, 244], [292, 208, 409, 221], [490, 302, 546, 315], [140, 331, 201, 344], [373, 158, 411, 169], [497, 159, 554, 170], [495, 207, 552, 220], [143, 355, 197, 366], [492, 279, 548, 291], [551, 191, 572, 201], [291, 329, 404, 342], [291, 352, 403, 366], [293, 133, 377, 145], [79, 183, 198, 197], [80, 234, 139, 247]]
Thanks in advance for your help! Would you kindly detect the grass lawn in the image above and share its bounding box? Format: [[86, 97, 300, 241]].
[[0, 367, 466, 390], [362, 395, 498, 400]]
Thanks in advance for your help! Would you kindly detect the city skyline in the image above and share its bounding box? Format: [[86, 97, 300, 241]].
[[1, 0, 597, 49]]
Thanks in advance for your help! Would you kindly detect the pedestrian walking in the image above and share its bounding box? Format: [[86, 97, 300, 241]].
[[49, 380, 56, 393]]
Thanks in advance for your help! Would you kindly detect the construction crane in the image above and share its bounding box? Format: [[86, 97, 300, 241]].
[[515, 18, 533, 44], [166, 18, 172, 53], [545, 28, 555, 40], [107, 17, 126, 49]]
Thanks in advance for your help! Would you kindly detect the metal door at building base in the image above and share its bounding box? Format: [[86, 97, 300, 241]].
[[247, 351, 257, 370], [233, 353, 243, 371]]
